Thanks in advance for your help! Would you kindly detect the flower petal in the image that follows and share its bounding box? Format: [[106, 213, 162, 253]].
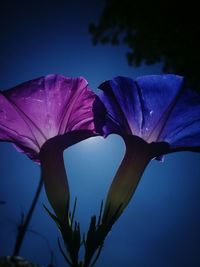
[[0, 93, 40, 153], [0, 74, 96, 160], [136, 75, 200, 151], [96, 75, 200, 152]]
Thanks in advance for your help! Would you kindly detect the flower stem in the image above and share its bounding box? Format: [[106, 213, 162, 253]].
[[102, 135, 153, 226], [12, 176, 43, 256]]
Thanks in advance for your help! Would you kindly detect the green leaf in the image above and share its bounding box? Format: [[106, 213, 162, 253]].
[[43, 204, 61, 228]]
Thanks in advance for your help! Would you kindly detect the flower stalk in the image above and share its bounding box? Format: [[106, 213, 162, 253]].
[[40, 138, 70, 223], [102, 135, 153, 227], [12, 176, 43, 256]]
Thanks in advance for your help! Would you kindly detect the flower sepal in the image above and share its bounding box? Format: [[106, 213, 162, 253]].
[[44, 203, 82, 267]]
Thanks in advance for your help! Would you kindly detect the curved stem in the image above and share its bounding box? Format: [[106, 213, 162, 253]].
[[40, 141, 70, 223], [39, 130, 96, 223], [102, 135, 153, 227], [12, 175, 43, 256]]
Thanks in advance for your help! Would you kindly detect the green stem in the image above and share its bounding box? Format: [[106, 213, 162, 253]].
[[40, 130, 96, 223], [102, 135, 153, 226], [40, 139, 70, 223], [12, 176, 43, 256]]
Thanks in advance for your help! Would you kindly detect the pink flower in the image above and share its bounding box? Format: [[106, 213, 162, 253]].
[[0, 74, 96, 221], [0, 74, 96, 162]]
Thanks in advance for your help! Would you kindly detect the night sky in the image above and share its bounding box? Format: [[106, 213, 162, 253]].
[[0, 1, 200, 267]]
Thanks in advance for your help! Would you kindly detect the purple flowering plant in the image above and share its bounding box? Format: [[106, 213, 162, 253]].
[[0, 74, 97, 263], [0, 74, 200, 267]]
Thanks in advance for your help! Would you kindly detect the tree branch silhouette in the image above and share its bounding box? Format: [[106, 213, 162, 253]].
[[89, 0, 200, 91]]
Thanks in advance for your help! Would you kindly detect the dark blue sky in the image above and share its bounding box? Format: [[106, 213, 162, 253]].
[[0, 1, 200, 267]]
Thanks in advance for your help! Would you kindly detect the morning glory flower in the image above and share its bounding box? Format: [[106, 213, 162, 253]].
[[95, 74, 200, 227], [0, 74, 95, 162], [0, 74, 96, 221]]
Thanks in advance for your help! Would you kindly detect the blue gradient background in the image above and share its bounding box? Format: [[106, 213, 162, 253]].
[[0, 1, 200, 267]]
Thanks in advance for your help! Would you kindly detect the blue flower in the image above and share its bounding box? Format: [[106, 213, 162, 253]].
[[94, 74, 200, 225]]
